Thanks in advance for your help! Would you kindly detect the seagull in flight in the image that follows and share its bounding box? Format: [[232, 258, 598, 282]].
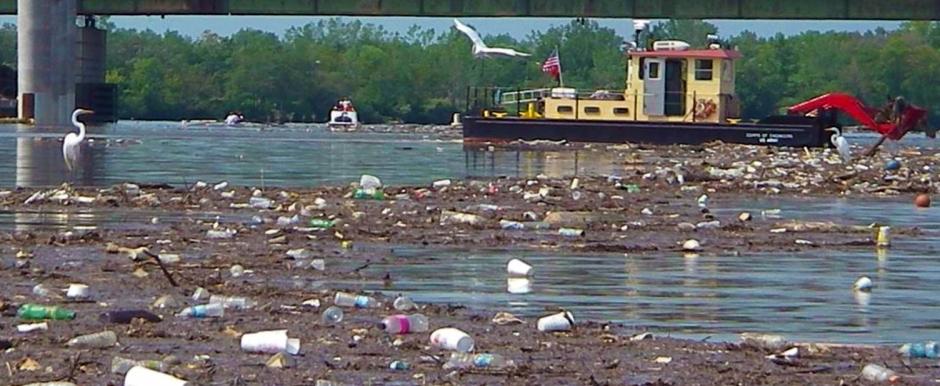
[[453, 19, 531, 58]]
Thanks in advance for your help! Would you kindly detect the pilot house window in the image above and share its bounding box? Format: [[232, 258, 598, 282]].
[[695, 59, 714, 81], [648, 62, 660, 79]]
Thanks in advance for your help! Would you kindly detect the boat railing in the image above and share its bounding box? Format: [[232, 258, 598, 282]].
[[466, 87, 553, 116], [467, 86, 740, 122], [498, 88, 553, 105]]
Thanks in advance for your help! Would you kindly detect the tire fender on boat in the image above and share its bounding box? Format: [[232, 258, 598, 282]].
[[694, 99, 717, 120]]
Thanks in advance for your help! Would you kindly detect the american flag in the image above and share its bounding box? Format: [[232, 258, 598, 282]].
[[541, 49, 561, 79]]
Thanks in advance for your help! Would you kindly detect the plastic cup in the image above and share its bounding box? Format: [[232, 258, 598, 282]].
[[66, 284, 90, 299], [240, 330, 300, 355], [506, 259, 533, 277], [506, 278, 532, 294], [430, 328, 474, 352], [537, 311, 575, 332], [124, 366, 189, 386]]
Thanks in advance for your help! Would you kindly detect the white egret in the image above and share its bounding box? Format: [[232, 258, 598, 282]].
[[453, 19, 531, 58], [826, 127, 851, 162], [63, 108, 93, 170]]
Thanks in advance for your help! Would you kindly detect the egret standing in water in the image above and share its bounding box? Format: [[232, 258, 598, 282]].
[[825, 127, 851, 162], [63, 108, 93, 170]]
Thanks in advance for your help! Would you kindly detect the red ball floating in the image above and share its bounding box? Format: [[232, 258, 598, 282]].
[[915, 194, 931, 208]]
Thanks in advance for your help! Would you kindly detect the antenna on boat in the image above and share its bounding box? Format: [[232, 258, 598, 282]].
[[632, 19, 650, 51]]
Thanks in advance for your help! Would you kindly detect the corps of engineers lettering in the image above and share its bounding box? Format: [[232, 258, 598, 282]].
[[745, 132, 795, 143]]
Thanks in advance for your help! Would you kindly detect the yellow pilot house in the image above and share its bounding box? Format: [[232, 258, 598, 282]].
[[539, 48, 741, 123]]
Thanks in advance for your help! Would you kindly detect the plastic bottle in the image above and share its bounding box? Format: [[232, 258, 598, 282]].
[[209, 295, 257, 310], [353, 188, 384, 200], [249, 196, 273, 209], [17, 322, 49, 333], [17, 304, 76, 320], [393, 295, 416, 311], [899, 341, 940, 358], [334, 292, 380, 308], [861, 363, 899, 383], [309, 219, 334, 229], [321, 306, 344, 325], [443, 353, 515, 370], [499, 220, 525, 230], [111, 357, 167, 375], [389, 360, 410, 371], [430, 328, 474, 352], [100, 310, 162, 324], [378, 314, 429, 334], [66, 330, 117, 348], [176, 303, 224, 318]]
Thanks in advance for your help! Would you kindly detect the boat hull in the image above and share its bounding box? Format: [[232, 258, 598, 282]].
[[462, 116, 829, 148]]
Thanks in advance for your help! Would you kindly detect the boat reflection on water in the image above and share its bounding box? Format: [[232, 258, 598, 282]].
[[464, 146, 625, 179]]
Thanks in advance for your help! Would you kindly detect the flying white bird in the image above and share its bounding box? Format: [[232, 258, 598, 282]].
[[453, 19, 531, 58], [63, 108, 93, 170]]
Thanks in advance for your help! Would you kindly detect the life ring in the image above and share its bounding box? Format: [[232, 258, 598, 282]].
[[694, 99, 717, 120]]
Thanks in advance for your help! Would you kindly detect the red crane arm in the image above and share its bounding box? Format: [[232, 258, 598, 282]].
[[788, 93, 926, 140]]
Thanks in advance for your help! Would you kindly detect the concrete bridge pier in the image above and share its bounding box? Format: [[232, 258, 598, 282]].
[[17, 0, 77, 128]]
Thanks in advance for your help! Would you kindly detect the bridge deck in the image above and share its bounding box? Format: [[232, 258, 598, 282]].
[[0, 0, 938, 19]]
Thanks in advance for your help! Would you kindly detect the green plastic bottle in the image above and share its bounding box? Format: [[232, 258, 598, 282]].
[[353, 189, 384, 200], [17, 304, 76, 320], [309, 219, 334, 229]]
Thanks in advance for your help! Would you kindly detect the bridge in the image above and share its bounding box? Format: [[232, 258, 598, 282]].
[[8, 0, 940, 129], [2, 0, 940, 19]]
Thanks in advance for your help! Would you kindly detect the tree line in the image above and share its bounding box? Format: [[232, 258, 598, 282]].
[[0, 19, 938, 124]]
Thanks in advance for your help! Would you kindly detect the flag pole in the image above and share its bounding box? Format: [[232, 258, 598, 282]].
[[556, 46, 564, 88]]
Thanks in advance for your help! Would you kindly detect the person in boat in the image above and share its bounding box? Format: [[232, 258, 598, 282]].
[[339, 98, 353, 112], [892, 96, 907, 126], [874, 95, 894, 123]]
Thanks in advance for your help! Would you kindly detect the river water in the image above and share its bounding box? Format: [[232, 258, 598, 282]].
[[1, 121, 937, 344]]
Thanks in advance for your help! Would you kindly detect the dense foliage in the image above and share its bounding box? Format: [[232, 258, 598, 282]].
[[0, 19, 938, 124]]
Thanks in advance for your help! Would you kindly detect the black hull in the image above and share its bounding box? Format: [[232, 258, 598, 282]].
[[462, 117, 829, 148]]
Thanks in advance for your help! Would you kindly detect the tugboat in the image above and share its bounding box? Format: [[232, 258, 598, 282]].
[[328, 98, 360, 131], [461, 39, 924, 148]]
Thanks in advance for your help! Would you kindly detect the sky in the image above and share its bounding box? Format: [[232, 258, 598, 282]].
[[0, 15, 901, 40]]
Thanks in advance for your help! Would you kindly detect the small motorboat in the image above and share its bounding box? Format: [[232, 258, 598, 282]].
[[328, 98, 360, 131]]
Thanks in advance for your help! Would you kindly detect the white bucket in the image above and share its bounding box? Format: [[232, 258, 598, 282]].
[[506, 258, 533, 277], [537, 311, 575, 332], [430, 328, 474, 352], [240, 330, 300, 355], [124, 366, 189, 386]]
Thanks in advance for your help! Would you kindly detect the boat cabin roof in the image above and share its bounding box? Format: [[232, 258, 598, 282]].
[[628, 49, 741, 60]]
